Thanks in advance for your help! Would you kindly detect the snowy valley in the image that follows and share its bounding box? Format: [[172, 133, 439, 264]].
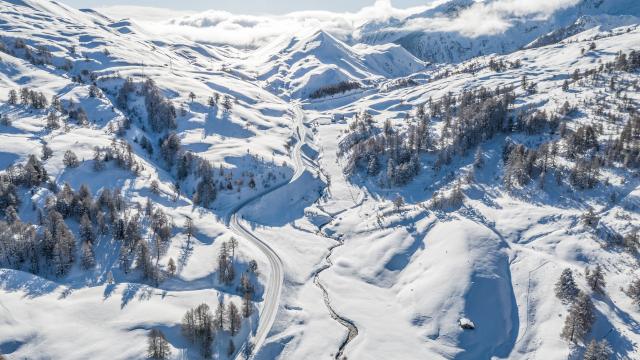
[[1, 0, 640, 360]]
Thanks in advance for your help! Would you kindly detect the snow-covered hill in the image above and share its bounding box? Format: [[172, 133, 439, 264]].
[[1, 0, 640, 360]]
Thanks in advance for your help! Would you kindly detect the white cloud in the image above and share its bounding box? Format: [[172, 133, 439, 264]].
[[99, 1, 428, 48], [405, 0, 581, 37], [98, 0, 583, 46], [97, 5, 195, 22]]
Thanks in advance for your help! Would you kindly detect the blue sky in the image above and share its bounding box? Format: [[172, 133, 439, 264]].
[[64, 0, 428, 14]]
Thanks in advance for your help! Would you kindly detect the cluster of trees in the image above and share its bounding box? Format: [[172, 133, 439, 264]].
[[380, 78, 418, 92], [0, 37, 55, 67], [206, 92, 233, 112], [181, 295, 253, 358], [114, 77, 229, 207], [555, 265, 611, 358], [341, 110, 421, 186], [7, 88, 48, 109], [609, 50, 640, 73], [0, 182, 95, 276], [193, 160, 217, 208], [117, 78, 177, 132], [583, 339, 612, 360], [118, 201, 174, 286], [67, 100, 89, 126], [342, 86, 516, 187], [147, 329, 171, 359], [0, 156, 178, 281], [340, 47, 640, 197], [438, 86, 516, 158], [218, 238, 238, 285], [5, 154, 49, 188], [309, 81, 361, 99], [92, 139, 146, 175], [488, 58, 521, 72], [606, 115, 640, 169], [430, 183, 465, 210]]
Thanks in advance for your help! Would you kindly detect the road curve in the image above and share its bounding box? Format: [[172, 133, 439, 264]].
[[227, 105, 306, 359]]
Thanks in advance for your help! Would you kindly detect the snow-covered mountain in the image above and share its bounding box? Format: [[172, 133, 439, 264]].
[[1, 0, 640, 360], [240, 30, 426, 99], [358, 0, 640, 63]]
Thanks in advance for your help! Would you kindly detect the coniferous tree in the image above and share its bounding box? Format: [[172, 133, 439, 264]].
[[555, 268, 579, 303], [184, 217, 194, 241], [41, 143, 53, 160], [8, 89, 18, 105], [79, 214, 94, 243], [561, 292, 595, 344], [242, 291, 253, 318], [222, 95, 233, 112], [586, 264, 606, 295], [227, 301, 241, 336], [583, 339, 611, 360], [81, 241, 96, 269], [214, 298, 225, 331], [46, 112, 60, 130], [626, 278, 640, 307]]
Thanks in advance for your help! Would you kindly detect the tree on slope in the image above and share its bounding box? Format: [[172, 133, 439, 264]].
[[214, 298, 226, 331], [63, 150, 79, 168], [583, 339, 611, 360], [7, 89, 18, 105], [561, 292, 595, 344], [227, 301, 242, 336], [626, 278, 640, 307], [79, 214, 94, 243], [586, 264, 606, 295], [80, 241, 96, 269], [147, 329, 171, 359], [182, 303, 214, 358], [184, 217, 194, 241], [555, 268, 579, 303]]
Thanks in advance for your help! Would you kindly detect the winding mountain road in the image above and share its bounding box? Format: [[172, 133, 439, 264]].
[[226, 106, 306, 358]]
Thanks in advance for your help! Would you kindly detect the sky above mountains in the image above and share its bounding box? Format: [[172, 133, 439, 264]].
[[64, 0, 428, 14], [89, 0, 584, 49]]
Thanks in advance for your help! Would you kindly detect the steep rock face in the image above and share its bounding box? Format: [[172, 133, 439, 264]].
[[357, 0, 640, 63]]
